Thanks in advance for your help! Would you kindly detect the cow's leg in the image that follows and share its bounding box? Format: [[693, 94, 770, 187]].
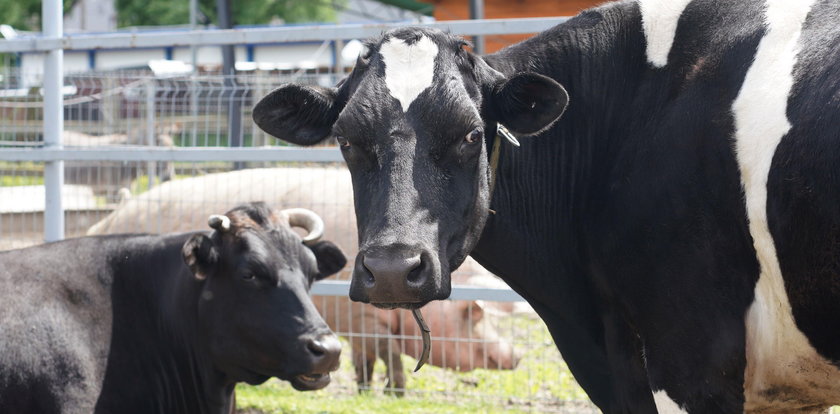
[[352, 337, 376, 394], [601, 307, 658, 414], [378, 337, 405, 397], [228, 390, 236, 414], [642, 315, 747, 413]]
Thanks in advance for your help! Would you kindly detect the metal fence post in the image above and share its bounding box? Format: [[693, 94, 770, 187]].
[[43, 0, 64, 242], [189, 0, 199, 146], [469, 0, 485, 54], [145, 80, 157, 191]]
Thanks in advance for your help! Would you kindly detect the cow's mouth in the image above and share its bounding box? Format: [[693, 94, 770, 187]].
[[370, 301, 426, 310], [291, 372, 331, 391]]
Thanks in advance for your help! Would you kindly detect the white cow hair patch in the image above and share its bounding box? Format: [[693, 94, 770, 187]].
[[380, 35, 439, 112], [638, 0, 694, 67]]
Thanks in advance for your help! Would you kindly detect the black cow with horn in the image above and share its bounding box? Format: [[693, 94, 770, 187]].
[[0, 202, 346, 414]]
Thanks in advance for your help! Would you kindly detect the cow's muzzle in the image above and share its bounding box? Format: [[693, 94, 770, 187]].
[[291, 332, 341, 391], [349, 246, 448, 307]]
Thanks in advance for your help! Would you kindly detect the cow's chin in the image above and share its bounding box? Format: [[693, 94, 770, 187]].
[[289, 372, 332, 391], [233, 367, 272, 386], [369, 283, 451, 310], [371, 301, 427, 310], [239, 367, 333, 390]]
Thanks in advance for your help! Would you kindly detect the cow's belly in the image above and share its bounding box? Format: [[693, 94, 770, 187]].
[[729, 0, 840, 409], [750, 190, 840, 412], [743, 271, 840, 413]]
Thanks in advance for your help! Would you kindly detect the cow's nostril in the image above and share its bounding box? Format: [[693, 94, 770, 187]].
[[307, 339, 326, 357], [405, 257, 425, 285], [307, 334, 342, 359], [362, 254, 421, 282], [305, 333, 342, 374], [354, 250, 436, 304]]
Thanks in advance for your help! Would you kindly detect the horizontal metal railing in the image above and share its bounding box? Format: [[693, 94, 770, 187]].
[[0, 17, 569, 53], [0, 147, 345, 162], [311, 280, 526, 302]]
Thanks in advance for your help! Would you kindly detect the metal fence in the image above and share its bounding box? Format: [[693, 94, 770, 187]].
[[0, 18, 598, 413]]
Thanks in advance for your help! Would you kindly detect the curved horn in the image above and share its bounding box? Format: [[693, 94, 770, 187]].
[[282, 208, 324, 245], [207, 214, 231, 232]]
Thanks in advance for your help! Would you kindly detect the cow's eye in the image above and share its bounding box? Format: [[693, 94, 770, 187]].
[[465, 128, 482, 144], [242, 274, 256, 281], [336, 135, 351, 149]]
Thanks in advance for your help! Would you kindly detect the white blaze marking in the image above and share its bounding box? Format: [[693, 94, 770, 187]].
[[380, 35, 439, 112], [638, 0, 693, 67], [652, 390, 689, 414], [734, 0, 840, 410]]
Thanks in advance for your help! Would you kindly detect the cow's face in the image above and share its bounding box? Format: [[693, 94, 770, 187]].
[[182, 202, 346, 390], [254, 27, 567, 308]]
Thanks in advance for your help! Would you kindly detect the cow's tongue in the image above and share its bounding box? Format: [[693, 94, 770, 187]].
[[296, 373, 325, 382], [293, 372, 331, 390], [412, 308, 431, 372]]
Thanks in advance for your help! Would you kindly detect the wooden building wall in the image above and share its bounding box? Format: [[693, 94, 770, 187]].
[[425, 0, 610, 52]]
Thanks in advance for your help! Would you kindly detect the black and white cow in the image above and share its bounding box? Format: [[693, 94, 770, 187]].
[[0, 202, 346, 414], [253, 0, 840, 412]]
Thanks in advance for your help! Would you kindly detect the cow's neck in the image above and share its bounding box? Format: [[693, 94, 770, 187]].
[[471, 2, 647, 409], [476, 1, 644, 301], [95, 234, 234, 414]]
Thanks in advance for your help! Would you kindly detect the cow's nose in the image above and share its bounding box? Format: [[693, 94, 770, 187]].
[[306, 333, 341, 372], [350, 250, 439, 304], [363, 254, 422, 284]]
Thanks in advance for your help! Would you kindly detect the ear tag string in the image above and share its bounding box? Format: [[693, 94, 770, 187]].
[[488, 123, 519, 214]]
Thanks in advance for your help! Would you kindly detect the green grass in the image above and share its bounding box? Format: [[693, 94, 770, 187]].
[[237, 382, 531, 414], [236, 315, 596, 414], [0, 175, 43, 186]]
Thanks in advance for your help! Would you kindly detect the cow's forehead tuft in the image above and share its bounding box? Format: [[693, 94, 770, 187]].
[[371, 27, 462, 53], [380, 34, 440, 112]]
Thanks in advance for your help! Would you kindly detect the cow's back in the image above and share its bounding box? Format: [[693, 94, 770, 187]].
[[0, 238, 116, 413]]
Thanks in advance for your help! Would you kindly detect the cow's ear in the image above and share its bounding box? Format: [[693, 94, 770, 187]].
[[462, 300, 484, 322], [182, 234, 219, 280], [491, 72, 568, 135], [307, 240, 347, 280], [253, 84, 343, 146]]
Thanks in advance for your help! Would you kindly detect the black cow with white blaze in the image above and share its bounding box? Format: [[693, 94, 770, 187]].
[[254, 0, 840, 412], [0, 202, 346, 414]]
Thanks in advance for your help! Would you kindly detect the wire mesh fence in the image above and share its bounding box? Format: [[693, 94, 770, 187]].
[[0, 67, 598, 412]]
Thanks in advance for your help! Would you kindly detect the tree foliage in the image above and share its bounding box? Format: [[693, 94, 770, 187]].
[[116, 0, 342, 28], [0, 0, 75, 32], [0, 0, 341, 32]]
